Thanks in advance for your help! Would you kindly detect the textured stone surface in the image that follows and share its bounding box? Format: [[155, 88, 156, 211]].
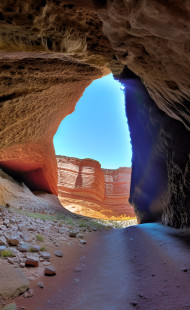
[[57, 155, 135, 220], [0, 54, 102, 195], [0, 261, 29, 300], [0, 1, 189, 227], [121, 70, 190, 226]]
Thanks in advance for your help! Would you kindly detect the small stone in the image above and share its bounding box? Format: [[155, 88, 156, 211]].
[[182, 268, 188, 272], [54, 250, 63, 257], [44, 266, 56, 276], [69, 231, 77, 238], [17, 245, 30, 252], [20, 263, 25, 268], [40, 252, 51, 259], [78, 233, 84, 239], [23, 288, 34, 298], [43, 261, 50, 266], [25, 258, 39, 267], [80, 239, 87, 245], [7, 257, 14, 264], [38, 281, 44, 288], [7, 237, 19, 246]]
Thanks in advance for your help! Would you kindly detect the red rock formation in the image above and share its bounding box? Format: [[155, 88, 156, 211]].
[[57, 155, 135, 220], [0, 56, 102, 195], [0, 1, 189, 227]]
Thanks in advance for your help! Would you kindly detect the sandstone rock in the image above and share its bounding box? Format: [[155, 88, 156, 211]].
[[69, 231, 77, 238], [54, 250, 63, 257], [0, 0, 189, 228], [25, 258, 39, 267], [17, 245, 30, 252], [40, 252, 51, 259], [44, 266, 56, 276], [57, 156, 135, 220], [0, 261, 29, 300], [7, 237, 19, 246]]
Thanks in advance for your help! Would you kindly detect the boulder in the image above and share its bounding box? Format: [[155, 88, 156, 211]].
[[0, 261, 29, 300]]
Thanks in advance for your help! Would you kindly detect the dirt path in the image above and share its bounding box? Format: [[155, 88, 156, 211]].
[[16, 223, 190, 310]]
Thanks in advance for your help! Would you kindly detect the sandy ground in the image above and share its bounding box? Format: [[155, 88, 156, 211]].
[[14, 223, 190, 310]]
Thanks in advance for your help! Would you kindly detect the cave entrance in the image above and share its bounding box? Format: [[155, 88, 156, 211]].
[[54, 74, 136, 223]]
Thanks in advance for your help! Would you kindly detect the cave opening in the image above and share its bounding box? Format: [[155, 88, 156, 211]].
[[53, 74, 136, 222], [53, 74, 132, 169]]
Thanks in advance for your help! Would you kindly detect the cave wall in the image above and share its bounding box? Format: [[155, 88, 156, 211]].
[[120, 69, 190, 227], [0, 0, 189, 227]]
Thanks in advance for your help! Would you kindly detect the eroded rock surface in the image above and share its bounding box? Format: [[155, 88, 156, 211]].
[[57, 155, 135, 220], [0, 1, 189, 227]]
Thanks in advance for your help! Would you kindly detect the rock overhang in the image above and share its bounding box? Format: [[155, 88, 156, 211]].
[[0, 0, 189, 227]]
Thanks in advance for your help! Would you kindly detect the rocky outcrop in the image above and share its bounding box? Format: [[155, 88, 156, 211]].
[[57, 156, 135, 220], [0, 1, 189, 227], [0, 54, 102, 195]]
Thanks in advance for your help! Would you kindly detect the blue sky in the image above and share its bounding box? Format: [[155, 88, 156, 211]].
[[53, 74, 132, 169]]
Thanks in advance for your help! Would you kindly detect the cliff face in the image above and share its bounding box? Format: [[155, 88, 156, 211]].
[[0, 1, 189, 227], [57, 155, 135, 220]]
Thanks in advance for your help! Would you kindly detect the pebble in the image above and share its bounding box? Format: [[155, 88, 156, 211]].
[[19, 263, 25, 268], [38, 281, 45, 288], [54, 250, 63, 257], [44, 266, 56, 276], [23, 288, 34, 298], [40, 252, 51, 259], [25, 258, 39, 267], [78, 233, 84, 239], [69, 231, 77, 238], [80, 239, 87, 245]]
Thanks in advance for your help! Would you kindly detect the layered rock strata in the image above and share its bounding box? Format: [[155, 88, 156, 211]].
[[0, 0, 189, 227], [57, 155, 135, 220]]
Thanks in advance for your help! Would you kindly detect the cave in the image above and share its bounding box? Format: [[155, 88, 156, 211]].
[[0, 0, 189, 227], [0, 1, 190, 308]]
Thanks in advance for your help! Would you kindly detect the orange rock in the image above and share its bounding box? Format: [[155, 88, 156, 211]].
[[57, 155, 135, 220]]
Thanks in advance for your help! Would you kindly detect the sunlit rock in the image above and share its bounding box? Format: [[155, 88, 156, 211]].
[[57, 155, 135, 220]]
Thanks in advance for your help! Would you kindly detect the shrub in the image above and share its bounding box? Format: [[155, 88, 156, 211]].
[[36, 234, 44, 242], [1, 249, 15, 257]]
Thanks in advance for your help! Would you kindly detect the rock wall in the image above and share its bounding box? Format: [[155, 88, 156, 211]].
[[0, 0, 189, 227], [0, 54, 102, 195], [120, 69, 190, 227], [57, 155, 135, 220]]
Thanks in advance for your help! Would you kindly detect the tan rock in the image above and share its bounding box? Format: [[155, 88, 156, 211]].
[[0, 261, 29, 300]]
